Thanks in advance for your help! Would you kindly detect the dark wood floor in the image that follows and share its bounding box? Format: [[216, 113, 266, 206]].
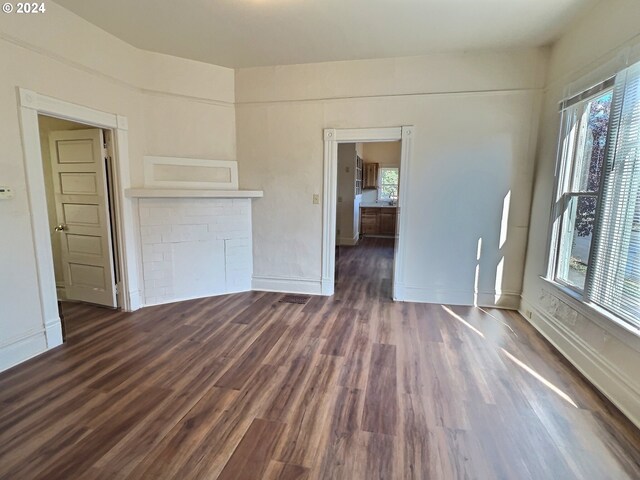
[[1, 238, 639, 479]]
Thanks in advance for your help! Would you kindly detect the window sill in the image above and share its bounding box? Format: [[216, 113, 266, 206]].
[[539, 276, 640, 352]]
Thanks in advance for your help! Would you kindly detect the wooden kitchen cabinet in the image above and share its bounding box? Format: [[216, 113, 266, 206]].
[[363, 163, 379, 190], [361, 207, 379, 235], [360, 207, 397, 236], [379, 209, 397, 235]]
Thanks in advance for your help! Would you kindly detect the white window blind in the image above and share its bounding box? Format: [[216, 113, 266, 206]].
[[587, 62, 640, 327]]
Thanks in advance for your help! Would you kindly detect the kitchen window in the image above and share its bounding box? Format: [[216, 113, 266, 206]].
[[549, 61, 640, 329], [379, 167, 399, 201]]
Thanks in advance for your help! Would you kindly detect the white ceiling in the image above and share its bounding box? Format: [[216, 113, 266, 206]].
[[55, 0, 598, 68]]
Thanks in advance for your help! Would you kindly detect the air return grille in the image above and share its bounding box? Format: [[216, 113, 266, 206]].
[[279, 294, 311, 305]]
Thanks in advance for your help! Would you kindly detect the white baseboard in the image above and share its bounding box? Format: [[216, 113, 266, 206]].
[[321, 277, 334, 296], [337, 235, 359, 246], [392, 282, 406, 301], [521, 297, 640, 430], [127, 289, 144, 311], [45, 317, 63, 348], [143, 287, 251, 307], [0, 316, 64, 373], [56, 282, 66, 300], [398, 285, 520, 309], [0, 330, 48, 373], [252, 275, 322, 295]]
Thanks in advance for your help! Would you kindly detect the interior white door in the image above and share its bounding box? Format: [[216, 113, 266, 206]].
[[49, 129, 117, 307]]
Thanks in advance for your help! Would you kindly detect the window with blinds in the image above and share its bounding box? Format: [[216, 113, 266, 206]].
[[551, 61, 640, 330]]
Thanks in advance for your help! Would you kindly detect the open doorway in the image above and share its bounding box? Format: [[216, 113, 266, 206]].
[[17, 88, 136, 352], [322, 127, 414, 300], [334, 141, 401, 297], [38, 114, 120, 318]]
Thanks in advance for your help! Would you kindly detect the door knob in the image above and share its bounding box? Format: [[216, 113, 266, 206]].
[[54, 224, 68, 232]]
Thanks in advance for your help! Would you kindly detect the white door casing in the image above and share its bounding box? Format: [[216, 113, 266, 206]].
[[322, 127, 413, 300], [16, 88, 139, 357], [49, 129, 117, 307]]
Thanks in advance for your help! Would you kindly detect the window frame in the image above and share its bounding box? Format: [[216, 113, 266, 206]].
[[549, 88, 615, 296], [547, 74, 640, 332], [378, 166, 399, 201]]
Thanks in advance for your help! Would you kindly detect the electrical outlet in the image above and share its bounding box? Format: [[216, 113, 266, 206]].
[[313, 194, 320, 204], [0, 186, 14, 200]]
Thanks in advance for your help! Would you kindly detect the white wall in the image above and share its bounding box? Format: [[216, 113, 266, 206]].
[[0, 2, 235, 371], [236, 50, 547, 304], [361, 141, 401, 204], [362, 141, 401, 166], [521, 0, 640, 429]]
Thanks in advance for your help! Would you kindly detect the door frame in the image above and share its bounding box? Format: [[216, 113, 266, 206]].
[[322, 126, 414, 299], [17, 88, 141, 347]]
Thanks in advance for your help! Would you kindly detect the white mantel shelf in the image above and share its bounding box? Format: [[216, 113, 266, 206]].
[[125, 188, 264, 199]]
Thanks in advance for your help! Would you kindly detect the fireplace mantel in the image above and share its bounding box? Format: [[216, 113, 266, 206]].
[[125, 188, 263, 199]]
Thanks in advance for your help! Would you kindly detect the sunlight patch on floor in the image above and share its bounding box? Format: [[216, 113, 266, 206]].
[[501, 348, 578, 408], [442, 305, 485, 338]]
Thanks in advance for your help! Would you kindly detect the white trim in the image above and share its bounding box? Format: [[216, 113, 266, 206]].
[[322, 129, 338, 296], [16, 88, 141, 365], [322, 126, 413, 299], [252, 275, 322, 295], [0, 326, 44, 349], [55, 281, 67, 300], [44, 317, 63, 348], [128, 289, 144, 311], [393, 126, 413, 301], [337, 235, 360, 246], [0, 330, 48, 373], [143, 156, 239, 190], [128, 290, 147, 312], [110, 127, 142, 311], [333, 127, 403, 142], [18, 104, 57, 328], [521, 297, 640, 430], [125, 188, 263, 198], [143, 288, 250, 307], [400, 285, 521, 309], [19, 88, 119, 128], [393, 282, 406, 301], [236, 89, 542, 107], [539, 277, 640, 352]]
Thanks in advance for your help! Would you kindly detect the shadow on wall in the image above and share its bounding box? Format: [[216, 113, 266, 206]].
[[474, 190, 512, 307], [422, 134, 524, 308]]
